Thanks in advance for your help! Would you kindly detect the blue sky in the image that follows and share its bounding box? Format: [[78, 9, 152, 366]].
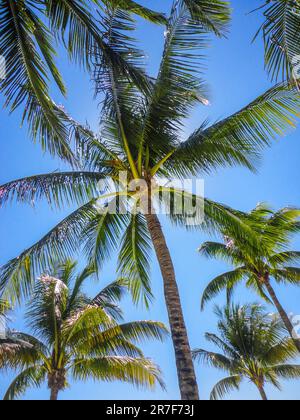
[[1, 0, 300, 400]]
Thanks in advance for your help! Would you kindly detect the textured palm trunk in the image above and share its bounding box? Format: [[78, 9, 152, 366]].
[[257, 385, 268, 401], [48, 369, 65, 401], [264, 278, 300, 353], [50, 386, 59, 401], [145, 210, 199, 400]]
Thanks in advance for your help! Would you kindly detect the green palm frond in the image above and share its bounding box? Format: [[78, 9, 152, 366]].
[[100, 321, 169, 344], [264, 338, 299, 365], [103, 0, 167, 24], [72, 355, 164, 389], [210, 375, 241, 400], [93, 4, 148, 176], [157, 187, 258, 242], [92, 278, 128, 319], [272, 267, 300, 284], [46, 0, 151, 96], [0, 0, 76, 163], [0, 202, 96, 303], [269, 364, 300, 379], [256, 0, 300, 81], [118, 213, 153, 306], [82, 202, 129, 270], [4, 366, 46, 401], [171, 84, 300, 176], [201, 268, 247, 309], [192, 348, 233, 370], [0, 331, 47, 370], [198, 241, 246, 266], [140, 0, 211, 158], [269, 251, 300, 266], [182, 0, 231, 36], [0, 172, 104, 210]]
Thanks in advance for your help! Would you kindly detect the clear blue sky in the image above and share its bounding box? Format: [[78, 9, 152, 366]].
[[1, 0, 300, 400]]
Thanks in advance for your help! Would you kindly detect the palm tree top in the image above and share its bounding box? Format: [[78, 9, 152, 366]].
[[1, 259, 168, 400], [193, 304, 300, 400], [1, 2, 300, 305], [199, 204, 300, 306]]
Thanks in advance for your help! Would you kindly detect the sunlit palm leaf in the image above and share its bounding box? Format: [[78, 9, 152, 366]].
[[257, 0, 300, 81], [0, 0, 75, 163], [0, 202, 96, 302], [171, 84, 300, 176], [118, 213, 153, 306]]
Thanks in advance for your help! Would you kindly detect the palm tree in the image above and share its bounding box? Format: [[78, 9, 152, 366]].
[[193, 304, 300, 400], [1, 260, 168, 400], [254, 0, 300, 82], [0, 0, 166, 162], [200, 204, 300, 353], [1, 0, 300, 399]]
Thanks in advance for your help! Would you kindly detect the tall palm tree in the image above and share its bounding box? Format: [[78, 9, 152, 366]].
[[200, 204, 300, 353], [193, 304, 300, 400], [1, 260, 168, 400], [0, 0, 166, 162], [1, 0, 300, 399], [254, 0, 300, 82]]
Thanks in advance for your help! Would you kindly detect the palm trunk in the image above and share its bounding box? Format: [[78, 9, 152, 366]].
[[145, 210, 199, 400], [50, 387, 59, 401], [264, 279, 300, 353], [257, 385, 268, 401]]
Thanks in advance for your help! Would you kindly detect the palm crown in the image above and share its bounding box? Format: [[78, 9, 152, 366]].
[[1, 259, 168, 400], [193, 304, 300, 400], [200, 204, 300, 352]]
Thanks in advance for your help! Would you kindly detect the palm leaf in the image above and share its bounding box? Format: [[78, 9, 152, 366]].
[[72, 356, 164, 389], [182, 0, 230, 36], [172, 84, 300, 176], [257, 0, 300, 81], [0, 201, 96, 303], [0, 0, 77, 163], [210, 375, 241, 400], [0, 172, 104, 210], [201, 268, 247, 309], [140, 0, 211, 158], [103, 0, 167, 24], [118, 213, 153, 306], [3, 366, 46, 400]]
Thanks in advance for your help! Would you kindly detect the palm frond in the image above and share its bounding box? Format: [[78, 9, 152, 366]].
[[103, 0, 167, 24], [0, 172, 104, 210], [269, 251, 300, 266], [201, 268, 247, 309], [210, 375, 241, 400], [72, 356, 165, 390], [272, 267, 300, 285], [0, 202, 96, 303], [3, 366, 46, 400], [172, 84, 300, 176], [140, 0, 211, 158], [92, 278, 128, 319], [182, 0, 231, 36], [192, 348, 233, 371], [0, 0, 76, 163], [82, 202, 129, 270], [269, 364, 300, 379], [257, 0, 300, 81], [118, 213, 153, 306]]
